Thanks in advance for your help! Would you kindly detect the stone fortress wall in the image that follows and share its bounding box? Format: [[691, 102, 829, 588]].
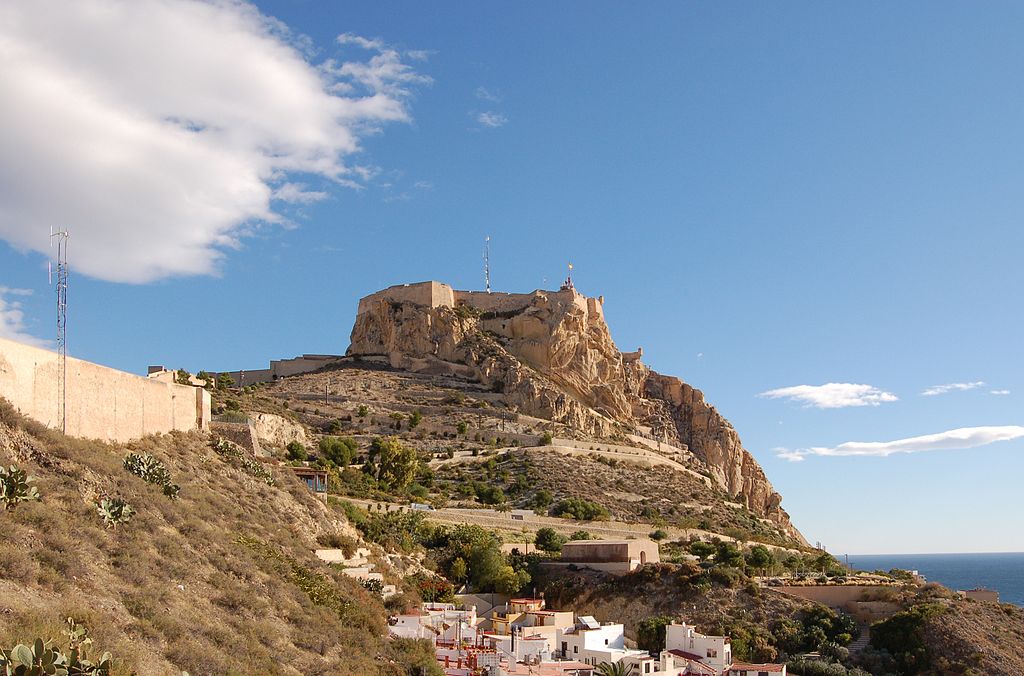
[[356, 280, 605, 321], [208, 353, 343, 387], [0, 336, 210, 443], [355, 281, 456, 316]]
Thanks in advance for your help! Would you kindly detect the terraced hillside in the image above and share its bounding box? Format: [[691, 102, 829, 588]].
[[229, 360, 805, 548]]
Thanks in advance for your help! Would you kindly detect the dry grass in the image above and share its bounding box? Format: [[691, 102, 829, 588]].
[[0, 399, 436, 675]]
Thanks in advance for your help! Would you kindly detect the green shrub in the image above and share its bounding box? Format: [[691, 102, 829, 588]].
[[870, 603, 947, 673], [123, 452, 179, 499], [0, 464, 40, 510], [569, 530, 593, 540], [649, 529, 668, 541], [0, 618, 113, 675], [97, 497, 135, 529], [356, 405, 369, 418], [364, 436, 418, 492], [538, 431, 553, 446], [409, 573, 455, 603], [409, 410, 423, 429], [552, 497, 609, 521], [319, 437, 358, 467], [456, 422, 468, 435], [475, 485, 505, 505], [530, 489, 554, 510], [535, 527, 566, 553], [636, 616, 674, 652], [211, 437, 275, 486], [285, 441, 307, 461]]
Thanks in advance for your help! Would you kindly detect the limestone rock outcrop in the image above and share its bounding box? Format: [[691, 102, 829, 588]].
[[347, 282, 804, 543]]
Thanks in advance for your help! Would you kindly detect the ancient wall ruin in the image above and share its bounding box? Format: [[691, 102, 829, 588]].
[[0, 336, 210, 442]]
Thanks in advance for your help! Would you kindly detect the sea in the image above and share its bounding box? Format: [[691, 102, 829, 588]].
[[844, 552, 1024, 607]]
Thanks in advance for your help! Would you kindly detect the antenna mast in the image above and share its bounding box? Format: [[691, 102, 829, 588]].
[[483, 236, 491, 293], [51, 228, 69, 434]]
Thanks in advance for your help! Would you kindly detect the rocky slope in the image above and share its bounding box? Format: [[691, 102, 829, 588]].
[[347, 282, 803, 543], [0, 400, 437, 675]]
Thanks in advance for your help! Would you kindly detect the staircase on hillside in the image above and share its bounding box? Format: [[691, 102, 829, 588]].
[[848, 626, 871, 653]]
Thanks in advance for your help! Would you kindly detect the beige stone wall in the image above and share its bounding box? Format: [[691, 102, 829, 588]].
[[356, 281, 456, 315], [775, 584, 891, 608], [270, 354, 341, 378], [0, 336, 210, 442], [453, 289, 540, 314]]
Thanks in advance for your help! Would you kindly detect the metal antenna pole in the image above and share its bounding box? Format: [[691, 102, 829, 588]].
[[50, 229, 69, 434], [484, 236, 491, 293]]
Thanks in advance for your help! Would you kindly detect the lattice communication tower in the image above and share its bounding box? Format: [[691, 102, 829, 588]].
[[50, 229, 69, 433], [483, 235, 492, 293]]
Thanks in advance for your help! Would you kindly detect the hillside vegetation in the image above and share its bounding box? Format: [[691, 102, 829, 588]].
[[224, 362, 804, 548], [0, 400, 438, 676]]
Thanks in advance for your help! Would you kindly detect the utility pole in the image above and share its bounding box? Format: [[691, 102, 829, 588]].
[[50, 228, 69, 434]]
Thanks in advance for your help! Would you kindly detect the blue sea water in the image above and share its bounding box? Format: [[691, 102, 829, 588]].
[[844, 552, 1024, 606]]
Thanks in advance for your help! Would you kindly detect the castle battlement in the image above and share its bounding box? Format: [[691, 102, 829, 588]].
[[356, 280, 604, 321]]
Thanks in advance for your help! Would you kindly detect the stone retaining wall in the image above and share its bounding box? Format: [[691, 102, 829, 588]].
[[0, 336, 210, 442]]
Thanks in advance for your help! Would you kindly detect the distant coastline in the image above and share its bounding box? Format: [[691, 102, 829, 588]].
[[845, 552, 1024, 607]]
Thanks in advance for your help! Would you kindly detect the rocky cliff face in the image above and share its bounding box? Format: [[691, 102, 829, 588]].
[[347, 283, 804, 543]]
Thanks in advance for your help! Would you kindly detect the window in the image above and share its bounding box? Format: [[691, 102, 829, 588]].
[[604, 638, 609, 645], [573, 646, 578, 654], [644, 664, 651, 673], [707, 649, 717, 658], [759, 672, 770, 676]]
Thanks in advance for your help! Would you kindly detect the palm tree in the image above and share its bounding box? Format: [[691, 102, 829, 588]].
[[595, 662, 629, 676]]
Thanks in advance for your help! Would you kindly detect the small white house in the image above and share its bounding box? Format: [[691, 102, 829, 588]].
[[556, 617, 650, 668], [665, 621, 732, 674], [388, 603, 479, 643]]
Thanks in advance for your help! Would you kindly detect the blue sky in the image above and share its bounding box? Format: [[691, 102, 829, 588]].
[[1, 1, 1021, 554]]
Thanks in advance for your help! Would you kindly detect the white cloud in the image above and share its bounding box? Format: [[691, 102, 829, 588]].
[[0, 287, 46, 346], [272, 183, 328, 204], [759, 383, 898, 409], [776, 425, 1024, 462], [991, 389, 1011, 396], [476, 112, 509, 128], [921, 381, 986, 396], [413, 180, 434, 190], [0, 1, 429, 284], [475, 86, 502, 103]]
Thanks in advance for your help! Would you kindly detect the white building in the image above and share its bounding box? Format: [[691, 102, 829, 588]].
[[556, 617, 651, 669], [665, 621, 732, 674], [388, 603, 479, 643]]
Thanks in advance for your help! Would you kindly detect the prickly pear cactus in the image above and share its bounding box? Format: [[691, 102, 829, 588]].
[[0, 465, 40, 511]]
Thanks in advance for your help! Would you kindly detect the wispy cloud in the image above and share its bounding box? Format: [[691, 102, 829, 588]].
[[413, 180, 434, 190], [476, 112, 509, 128], [0, 2, 429, 283], [777, 426, 1024, 462], [759, 383, 898, 409], [921, 381, 986, 397], [475, 86, 502, 103], [272, 183, 328, 204], [991, 389, 1011, 396], [0, 287, 46, 346]]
